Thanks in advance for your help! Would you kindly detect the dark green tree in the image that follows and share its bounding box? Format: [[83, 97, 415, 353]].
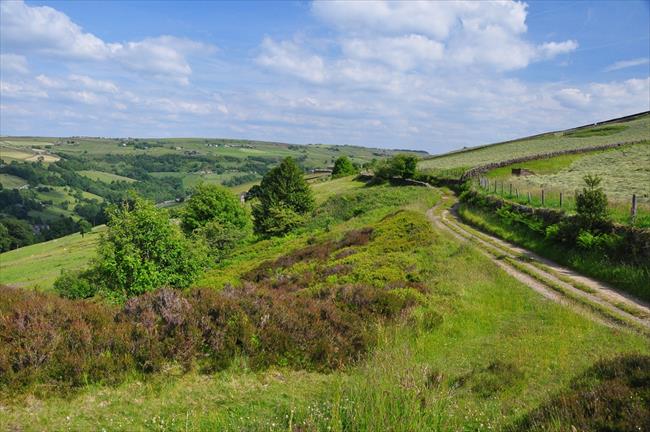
[[332, 156, 358, 178], [253, 157, 314, 236], [180, 183, 250, 234], [96, 194, 205, 301]]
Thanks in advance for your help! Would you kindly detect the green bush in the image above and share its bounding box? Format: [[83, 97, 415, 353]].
[[332, 156, 358, 178], [374, 154, 418, 180], [180, 183, 250, 235], [96, 194, 206, 302], [53, 269, 97, 299], [194, 219, 250, 263], [575, 174, 610, 231]]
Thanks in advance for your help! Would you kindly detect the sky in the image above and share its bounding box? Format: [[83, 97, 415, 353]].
[[1, 0, 649, 153]]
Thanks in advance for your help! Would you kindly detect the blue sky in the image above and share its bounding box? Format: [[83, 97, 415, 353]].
[[1, 0, 648, 153]]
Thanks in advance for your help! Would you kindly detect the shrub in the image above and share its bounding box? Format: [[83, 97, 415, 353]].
[[194, 219, 250, 263], [96, 194, 206, 302], [374, 154, 418, 180], [253, 157, 315, 236], [53, 269, 97, 299], [180, 183, 250, 235], [332, 156, 358, 178], [575, 174, 610, 231]]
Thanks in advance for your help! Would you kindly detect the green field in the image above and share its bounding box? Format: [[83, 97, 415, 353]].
[[0, 226, 104, 290], [0, 173, 28, 188], [78, 170, 136, 183], [478, 142, 650, 226], [1, 179, 647, 431], [419, 113, 650, 170]]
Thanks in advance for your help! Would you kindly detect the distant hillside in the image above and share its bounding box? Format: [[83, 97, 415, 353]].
[[419, 111, 650, 171]]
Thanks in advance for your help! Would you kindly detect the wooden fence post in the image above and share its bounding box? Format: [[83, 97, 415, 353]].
[[541, 189, 545, 206], [631, 194, 637, 221], [559, 192, 563, 208], [509, 183, 512, 197], [516, 189, 519, 199], [500, 182, 503, 195], [527, 191, 531, 203], [494, 181, 497, 193]]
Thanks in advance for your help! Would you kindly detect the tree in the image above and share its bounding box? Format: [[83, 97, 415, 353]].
[[180, 183, 250, 235], [96, 194, 205, 301], [575, 174, 610, 231], [0, 223, 11, 252], [332, 156, 358, 178], [0, 217, 34, 249], [78, 219, 92, 237], [252, 157, 314, 236]]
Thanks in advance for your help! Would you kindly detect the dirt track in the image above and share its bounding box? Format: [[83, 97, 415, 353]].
[[427, 193, 650, 334]]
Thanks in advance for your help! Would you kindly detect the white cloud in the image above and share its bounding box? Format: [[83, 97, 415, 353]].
[[69, 75, 119, 93], [0, 1, 215, 83], [605, 57, 650, 72], [342, 35, 444, 70], [259, 0, 578, 84], [256, 37, 327, 83], [555, 88, 591, 108], [537, 40, 578, 59], [0, 53, 29, 74]]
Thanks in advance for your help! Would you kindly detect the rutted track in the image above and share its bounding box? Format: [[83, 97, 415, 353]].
[[427, 193, 650, 334]]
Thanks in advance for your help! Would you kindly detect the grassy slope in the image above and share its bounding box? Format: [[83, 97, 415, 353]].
[[419, 113, 649, 170], [78, 170, 137, 183], [0, 226, 105, 290], [0, 173, 28, 188], [480, 143, 650, 226], [1, 182, 647, 431]]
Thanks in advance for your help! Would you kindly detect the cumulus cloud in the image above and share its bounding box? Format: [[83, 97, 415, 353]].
[[537, 40, 579, 59], [342, 35, 444, 70], [605, 57, 650, 72], [256, 37, 327, 83], [258, 0, 579, 86], [0, 1, 215, 83]]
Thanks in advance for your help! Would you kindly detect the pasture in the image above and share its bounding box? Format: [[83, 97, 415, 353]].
[[0, 226, 104, 290], [419, 113, 649, 170], [78, 170, 137, 183]]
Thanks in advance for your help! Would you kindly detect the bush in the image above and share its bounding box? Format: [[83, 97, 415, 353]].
[[96, 194, 206, 302], [374, 154, 419, 180], [332, 156, 358, 178], [194, 219, 250, 262], [53, 269, 97, 299], [180, 183, 250, 235], [575, 174, 610, 231]]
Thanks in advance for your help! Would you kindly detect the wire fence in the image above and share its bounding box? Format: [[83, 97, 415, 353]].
[[475, 177, 650, 226]]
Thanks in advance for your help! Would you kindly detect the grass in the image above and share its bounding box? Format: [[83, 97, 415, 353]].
[[2, 196, 647, 430], [564, 124, 628, 138], [0, 173, 28, 188], [457, 204, 650, 302], [0, 226, 104, 290], [419, 113, 649, 170], [78, 170, 136, 183]]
